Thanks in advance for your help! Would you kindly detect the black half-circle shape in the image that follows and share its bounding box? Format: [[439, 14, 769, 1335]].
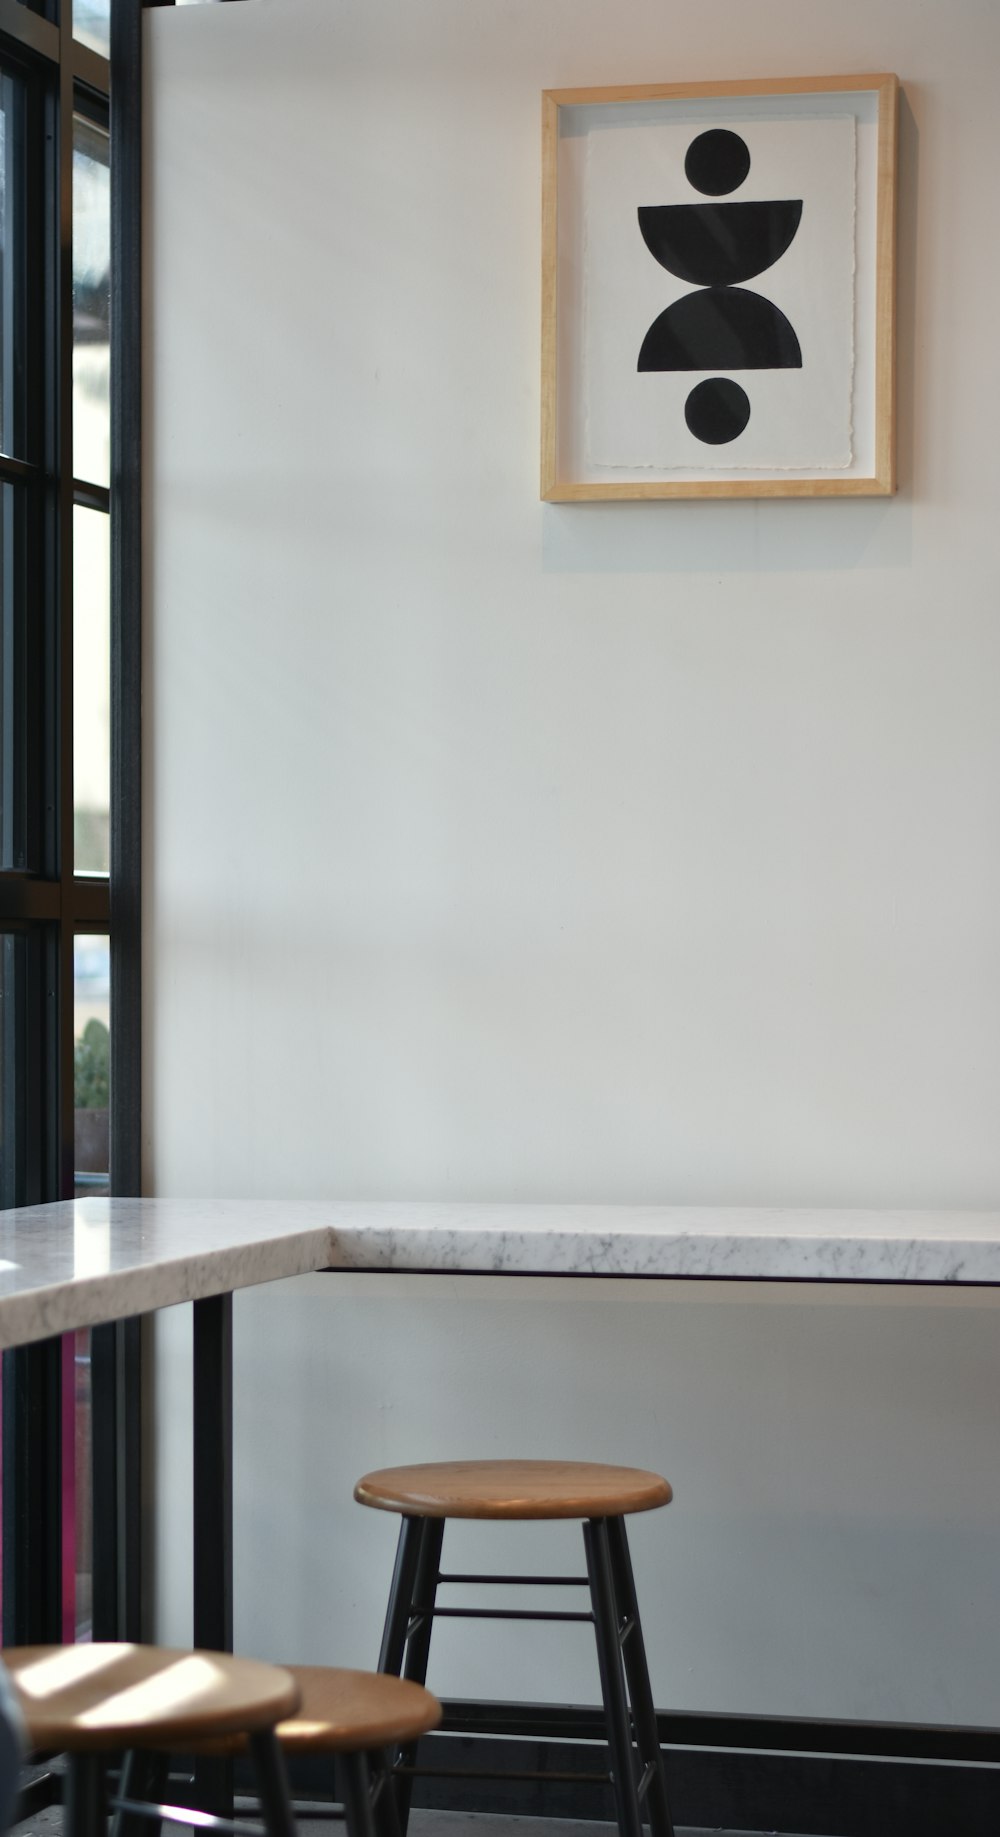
[[637, 287, 802, 371], [637, 200, 802, 286]]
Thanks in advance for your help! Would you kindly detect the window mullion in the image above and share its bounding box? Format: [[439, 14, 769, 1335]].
[[110, 0, 142, 1203], [90, 0, 145, 1649], [56, 0, 75, 1199]]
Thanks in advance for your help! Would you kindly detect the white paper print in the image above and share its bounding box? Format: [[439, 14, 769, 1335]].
[[582, 114, 856, 471]]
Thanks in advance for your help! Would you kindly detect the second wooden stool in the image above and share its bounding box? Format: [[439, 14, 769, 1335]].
[[188, 1665, 441, 1837], [355, 1458, 676, 1837]]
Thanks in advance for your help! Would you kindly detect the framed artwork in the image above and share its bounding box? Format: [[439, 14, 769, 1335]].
[[540, 74, 898, 501]]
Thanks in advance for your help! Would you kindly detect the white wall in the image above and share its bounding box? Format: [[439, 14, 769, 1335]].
[[145, 0, 1000, 1723]]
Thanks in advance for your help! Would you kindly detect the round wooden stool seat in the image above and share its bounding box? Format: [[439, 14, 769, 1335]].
[[272, 1667, 440, 1753], [191, 1666, 441, 1756], [2, 1643, 300, 1753], [354, 1458, 672, 1520]]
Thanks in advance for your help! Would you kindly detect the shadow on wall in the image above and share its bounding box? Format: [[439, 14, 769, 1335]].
[[542, 492, 912, 575], [543, 95, 919, 580]]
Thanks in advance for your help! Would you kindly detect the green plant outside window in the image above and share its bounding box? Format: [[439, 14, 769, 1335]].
[[74, 1016, 109, 1110]]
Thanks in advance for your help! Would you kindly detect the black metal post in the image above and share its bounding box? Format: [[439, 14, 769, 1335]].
[[192, 1292, 233, 1650], [1, 1338, 63, 1643], [92, 1316, 144, 1640], [193, 1292, 234, 1814]]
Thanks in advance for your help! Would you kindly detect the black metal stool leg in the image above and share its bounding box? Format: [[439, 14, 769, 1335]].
[[378, 1517, 425, 1674], [606, 1516, 676, 1837], [400, 1518, 444, 1689], [386, 1516, 443, 1837], [64, 1754, 108, 1837], [248, 1728, 297, 1837], [583, 1517, 643, 1837], [340, 1752, 378, 1837], [112, 1749, 167, 1837], [370, 1748, 403, 1837]]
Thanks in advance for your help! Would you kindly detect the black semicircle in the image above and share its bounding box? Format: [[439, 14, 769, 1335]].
[[637, 200, 802, 287], [638, 287, 803, 372]]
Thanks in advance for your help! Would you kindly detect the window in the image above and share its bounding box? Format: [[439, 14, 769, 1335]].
[[0, 0, 141, 1658]]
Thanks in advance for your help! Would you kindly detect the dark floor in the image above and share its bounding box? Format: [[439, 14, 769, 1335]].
[[13, 1806, 832, 1837]]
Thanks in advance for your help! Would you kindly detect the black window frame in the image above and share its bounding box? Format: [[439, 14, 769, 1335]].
[[0, 0, 143, 1652]]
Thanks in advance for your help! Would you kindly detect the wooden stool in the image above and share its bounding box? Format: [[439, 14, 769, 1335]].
[[355, 1460, 675, 1837], [3, 1643, 300, 1837], [189, 1666, 441, 1837]]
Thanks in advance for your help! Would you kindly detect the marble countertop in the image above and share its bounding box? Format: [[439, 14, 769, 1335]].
[[0, 1198, 998, 1348]]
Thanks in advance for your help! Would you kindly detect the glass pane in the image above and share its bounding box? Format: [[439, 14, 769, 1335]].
[[69, 1328, 93, 1641], [71, 928, 106, 1637], [74, 933, 109, 1193], [73, 504, 110, 874], [0, 942, 4, 1205], [73, 1, 110, 59], [0, 67, 25, 461], [0, 932, 14, 1209], [0, 482, 26, 871], [73, 114, 110, 488]]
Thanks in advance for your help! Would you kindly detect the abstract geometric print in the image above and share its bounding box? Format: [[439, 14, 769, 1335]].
[[582, 112, 856, 472], [637, 126, 803, 445]]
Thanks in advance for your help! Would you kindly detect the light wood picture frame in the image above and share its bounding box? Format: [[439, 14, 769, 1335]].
[[540, 74, 898, 501]]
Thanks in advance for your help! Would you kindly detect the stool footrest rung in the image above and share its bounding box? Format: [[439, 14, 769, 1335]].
[[112, 1797, 264, 1837], [437, 1574, 590, 1588], [408, 1606, 594, 1626]]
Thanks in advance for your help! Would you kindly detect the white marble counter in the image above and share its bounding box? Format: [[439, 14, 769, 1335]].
[[0, 1198, 998, 1348], [0, 1198, 333, 1348]]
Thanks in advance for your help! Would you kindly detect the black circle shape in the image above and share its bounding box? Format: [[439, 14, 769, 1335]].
[[684, 378, 751, 445], [684, 128, 751, 196]]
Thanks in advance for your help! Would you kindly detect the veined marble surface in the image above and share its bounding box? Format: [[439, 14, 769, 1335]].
[[0, 1198, 334, 1348], [0, 1198, 998, 1348]]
